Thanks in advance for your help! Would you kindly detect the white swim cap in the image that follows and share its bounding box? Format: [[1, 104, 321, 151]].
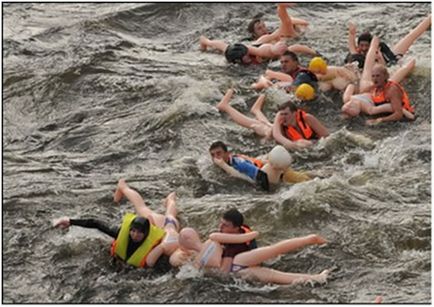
[[268, 145, 292, 169]]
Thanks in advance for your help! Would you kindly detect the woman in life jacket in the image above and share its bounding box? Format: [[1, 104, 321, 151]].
[[53, 180, 181, 268]]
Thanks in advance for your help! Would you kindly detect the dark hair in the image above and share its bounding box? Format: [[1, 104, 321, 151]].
[[278, 100, 298, 112], [130, 217, 150, 238], [222, 208, 244, 228], [248, 18, 262, 36], [358, 32, 373, 44], [209, 141, 228, 152], [224, 43, 249, 64], [281, 51, 299, 63]]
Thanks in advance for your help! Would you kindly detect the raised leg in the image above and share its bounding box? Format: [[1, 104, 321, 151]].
[[248, 42, 288, 59], [287, 44, 317, 56], [343, 83, 356, 104], [392, 14, 431, 55], [113, 179, 165, 227], [199, 35, 228, 53], [359, 36, 380, 93], [277, 4, 297, 38], [250, 94, 272, 126], [233, 234, 326, 267], [251, 75, 273, 90], [237, 267, 329, 285], [390, 59, 416, 83]]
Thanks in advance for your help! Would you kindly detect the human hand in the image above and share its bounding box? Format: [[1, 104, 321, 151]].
[[295, 139, 313, 149], [366, 118, 382, 126], [212, 157, 226, 166], [53, 217, 71, 229]]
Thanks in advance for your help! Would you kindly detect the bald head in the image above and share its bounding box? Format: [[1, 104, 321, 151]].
[[371, 64, 389, 87]]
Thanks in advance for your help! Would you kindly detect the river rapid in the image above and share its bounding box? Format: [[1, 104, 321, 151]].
[[2, 2, 431, 304]]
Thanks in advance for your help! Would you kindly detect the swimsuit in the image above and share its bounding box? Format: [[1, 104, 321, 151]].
[[199, 242, 218, 268], [230, 263, 249, 273], [164, 217, 179, 230]]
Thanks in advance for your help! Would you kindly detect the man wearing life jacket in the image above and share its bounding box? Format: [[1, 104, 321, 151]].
[[365, 64, 414, 125], [53, 213, 166, 268], [209, 141, 269, 191], [272, 101, 329, 150], [218, 208, 258, 273]]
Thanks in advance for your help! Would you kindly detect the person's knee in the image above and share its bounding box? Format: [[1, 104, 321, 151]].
[[342, 102, 359, 116]]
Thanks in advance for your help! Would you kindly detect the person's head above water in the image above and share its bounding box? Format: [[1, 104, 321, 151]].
[[277, 100, 299, 126], [224, 44, 250, 64], [209, 141, 231, 163], [219, 208, 244, 233], [357, 32, 373, 55], [248, 17, 268, 39], [129, 217, 150, 243], [280, 51, 299, 74]]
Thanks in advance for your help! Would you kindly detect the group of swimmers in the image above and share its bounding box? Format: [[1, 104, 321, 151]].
[[53, 4, 431, 290]]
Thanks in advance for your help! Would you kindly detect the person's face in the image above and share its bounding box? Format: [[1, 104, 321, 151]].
[[280, 56, 298, 74], [253, 20, 268, 38], [358, 41, 371, 54], [129, 228, 145, 243], [279, 107, 293, 126], [371, 66, 387, 87], [219, 218, 239, 233], [210, 147, 230, 162]]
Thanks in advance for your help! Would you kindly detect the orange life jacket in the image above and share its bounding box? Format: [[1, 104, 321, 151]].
[[233, 154, 264, 168], [240, 225, 257, 249], [372, 80, 414, 113], [285, 110, 315, 141]]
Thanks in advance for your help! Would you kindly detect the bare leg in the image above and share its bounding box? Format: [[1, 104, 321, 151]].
[[291, 17, 309, 26], [161, 192, 180, 255], [217, 89, 270, 137], [343, 83, 356, 104], [390, 59, 416, 83], [233, 234, 326, 267], [277, 4, 297, 38], [359, 36, 380, 93], [237, 267, 329, 285], [287, 44, 317, 56], [251, 75, 273, 90], [342, 99, 362, 118], [248, 42, 288, 58], [199, 35, 228, 53], [250, 94, 272, 126], [392, 14, 431, 55], [113, 179, 165, 227]]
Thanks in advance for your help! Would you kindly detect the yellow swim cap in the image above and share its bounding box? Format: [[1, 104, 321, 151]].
[[295, 83, 315, 101], [308, 57, 327, 74]]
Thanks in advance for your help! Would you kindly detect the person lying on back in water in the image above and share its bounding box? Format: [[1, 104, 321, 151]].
[[345, 14, 431, 68], [170, 224, 329, 285], [209, 141, 312, 187], [53, 180, 181, 268], [199, 35, 319, 65], [247, 3, 309, 45], [342, 36, 416, 125]]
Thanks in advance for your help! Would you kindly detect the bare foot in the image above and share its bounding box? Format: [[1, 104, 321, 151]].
[[164, 192, 177, 207], [199, 35, 208, 51], [216, 89, 234, 111], [310, 234, 327, 245], [251, 75, 273, 90], [313, 269, 330, 284], [113, 178, 127, 203]]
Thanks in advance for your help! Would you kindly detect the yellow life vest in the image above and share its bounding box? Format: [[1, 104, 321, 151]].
[[111, 213, 165, 268]]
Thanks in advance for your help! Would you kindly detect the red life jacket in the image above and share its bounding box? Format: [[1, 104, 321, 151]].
[[284, 110, 315, 141], [372, 80, 414, 113]]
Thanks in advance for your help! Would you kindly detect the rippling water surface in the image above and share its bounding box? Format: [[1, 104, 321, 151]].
[[2, 2, 431, 304]]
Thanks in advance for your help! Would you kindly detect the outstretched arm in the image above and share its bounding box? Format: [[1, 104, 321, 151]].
[[53, 217, 119, 238], [209, 231, 259, 244], [213, 157, 256, 184]]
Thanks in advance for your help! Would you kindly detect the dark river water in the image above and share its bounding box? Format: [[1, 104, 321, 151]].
[[2, 2, 431, 304]]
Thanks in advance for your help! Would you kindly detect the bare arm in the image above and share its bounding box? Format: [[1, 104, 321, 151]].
[[367, 86, 404, 125], [213, 157, 256, 184], [146, 245, 165, 267], [305, 114, 329, 138], [348, 22, 358, 54], [209, 231, 259, 244]]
